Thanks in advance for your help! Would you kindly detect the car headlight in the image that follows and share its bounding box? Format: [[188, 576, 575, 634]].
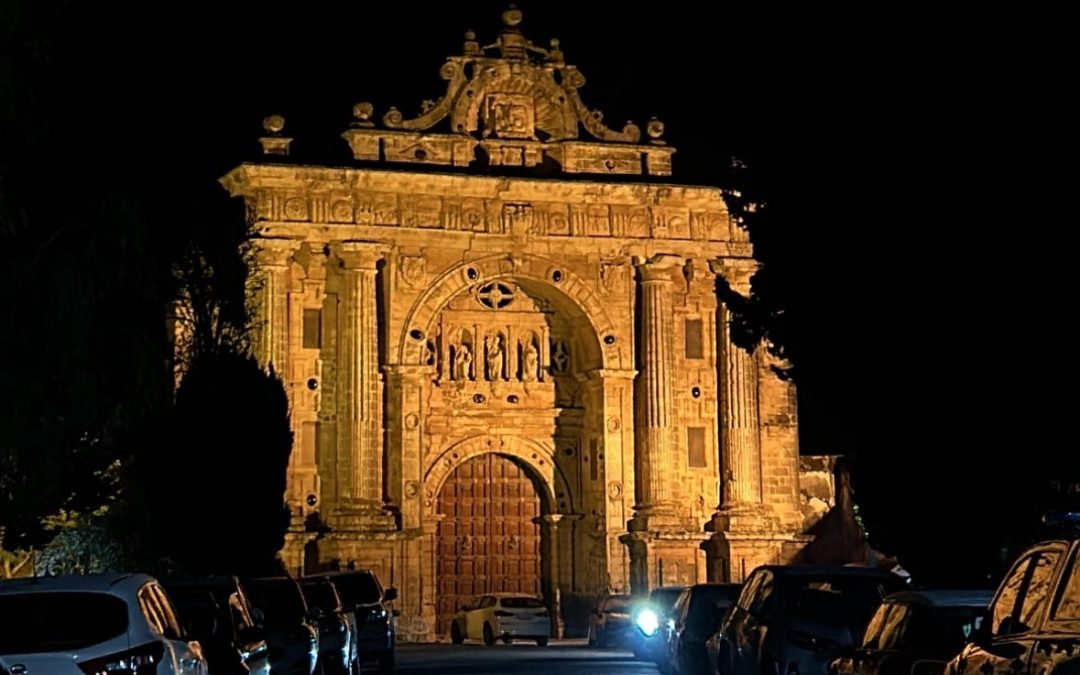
[[635, 608, 660, 637]]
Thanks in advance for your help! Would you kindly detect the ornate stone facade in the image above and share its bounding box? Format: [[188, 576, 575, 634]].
[[221, 8, 804, 642]]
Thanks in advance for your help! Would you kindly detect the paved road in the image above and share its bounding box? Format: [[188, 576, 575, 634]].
[[394, 640, 660, 674]]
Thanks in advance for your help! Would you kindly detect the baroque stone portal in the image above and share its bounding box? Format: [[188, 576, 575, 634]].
[[222, 7, 804, 642]]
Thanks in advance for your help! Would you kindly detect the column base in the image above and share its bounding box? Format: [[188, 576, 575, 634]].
[[620, 530, 712, 594], [706, 503, 780, 534], [328, 502, 398, 531], [628, 503, 697, 532], [702, 505, 808, 582]]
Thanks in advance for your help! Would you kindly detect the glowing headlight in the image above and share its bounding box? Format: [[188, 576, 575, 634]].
[[635, 608, 660, 637]]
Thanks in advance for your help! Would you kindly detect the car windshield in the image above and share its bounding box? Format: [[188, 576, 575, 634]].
[[779, 575, 900, 637], [0, 592, 129, 654], [687, 585, 742, 632], [330, 573, 382, 605], [650, 587, 686, 612], [896, 606, 986, 652], [501, 596, 544, 609], [246, 579, 307, 623], [301, 580, 341, 612]]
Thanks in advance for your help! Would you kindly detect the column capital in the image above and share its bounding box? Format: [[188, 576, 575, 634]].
[[635, 253, 684, 282], [383, 364, 436, 381], [335, 240, 386, 269], [581, 368, 638, 382], [251, 237, 301, 267], [710, 257, 759, 297]]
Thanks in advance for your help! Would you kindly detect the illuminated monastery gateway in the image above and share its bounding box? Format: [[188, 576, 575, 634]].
[[220, 7, 807, 640]]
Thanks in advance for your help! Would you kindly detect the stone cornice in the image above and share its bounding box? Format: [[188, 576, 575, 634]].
[[220, 163, 746, 250]]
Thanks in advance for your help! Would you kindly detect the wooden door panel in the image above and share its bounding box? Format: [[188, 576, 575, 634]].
[[436, 453, 542, 634]]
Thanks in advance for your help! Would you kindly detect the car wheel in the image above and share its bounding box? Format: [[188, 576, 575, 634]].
[[501, 635, 513, 644], [450, 621, 464, 645], [378, 652, 395, 673], [483, 622, 496, 646], [536, 636, 549, 646]]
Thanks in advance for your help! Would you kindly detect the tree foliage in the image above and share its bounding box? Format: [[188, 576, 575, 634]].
[[139, 351, 293, 576]]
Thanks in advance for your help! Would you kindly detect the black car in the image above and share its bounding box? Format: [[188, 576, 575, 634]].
[[666, 583, 742, 675], [300, 577, 359, 675], [160, 575, 271, 675], [947, 537, 1080, 675], [711, 565, 908, 675], [588, 594, 636, 647], [830, 590, 992, 675], [246, 576, 319, 675], [632, 585, 689, 662], [315, 571, 397, 673]]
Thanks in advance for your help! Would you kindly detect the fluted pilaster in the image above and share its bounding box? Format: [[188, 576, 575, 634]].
[[336, 242, 384, 510]]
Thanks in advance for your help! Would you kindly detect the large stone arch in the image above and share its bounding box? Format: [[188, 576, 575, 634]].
[[396, 253, 626, 371], [422, 434, 575, 517]]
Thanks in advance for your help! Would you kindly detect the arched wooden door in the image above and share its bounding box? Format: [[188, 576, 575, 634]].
[[435, 453, 542, 634]]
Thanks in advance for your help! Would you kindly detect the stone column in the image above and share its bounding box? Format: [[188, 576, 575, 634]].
[[336, 242, 384, 512], [537, 515, 565, 637], [250, 237, 299, 375], [634, 255, 682, 512], [710, 258, 763, 510], [719, 300, 762, 506]]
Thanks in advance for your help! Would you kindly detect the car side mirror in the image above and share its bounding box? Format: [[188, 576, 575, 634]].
[[383, 587, 398, 602], [237, 625, 265, 644], [971, 615, 991, 645]]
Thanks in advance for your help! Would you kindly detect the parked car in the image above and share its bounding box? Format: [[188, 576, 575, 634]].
[[666, 583, 742, 675], [632, 585, 689, 662], [246, 576, 319, 675], [588, 594, 636, 647], [314, 571, 397, 673], [160, 575, 271, 675], [0, 572, 210, 675], [829, 590, 992, 675], [946, 535, 1080, 675], [710, 565, 908, 675], [449, 593, 551, 645], [300, 576, 358, 675]]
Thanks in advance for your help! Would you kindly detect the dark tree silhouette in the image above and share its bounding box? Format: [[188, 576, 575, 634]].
[[142, 351, 293, 576]]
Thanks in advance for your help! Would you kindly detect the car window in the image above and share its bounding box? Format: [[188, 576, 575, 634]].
[[479, 596, 496, 609], [751, 572, 774, 614], [860, 602, 894, 650], [0, 592, 129, 654], [671, 589, 692, 622], [1053, 549, 1080, 620], [991, 555, 1034, 637], [877, 603, 910, 650], [139, 586, 167, 635], [151, 585, 184, 640], [737, 572, 763, 611], [899, 605, 987, 652], [501, 596, 544, 608], [1015, 551, 1060, 632]]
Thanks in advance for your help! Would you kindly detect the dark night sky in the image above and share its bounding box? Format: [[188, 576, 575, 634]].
[[3, 1, 1074, 580]]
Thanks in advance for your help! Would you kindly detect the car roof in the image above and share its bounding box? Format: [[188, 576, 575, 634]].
[[884, 589, 994, 607], [759, 565, 903, 578], [0, 572, 155, 596]]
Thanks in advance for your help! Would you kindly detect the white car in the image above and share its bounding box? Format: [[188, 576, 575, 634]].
[[449, 593, 551, 646], [0, 572, 209, 675]]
